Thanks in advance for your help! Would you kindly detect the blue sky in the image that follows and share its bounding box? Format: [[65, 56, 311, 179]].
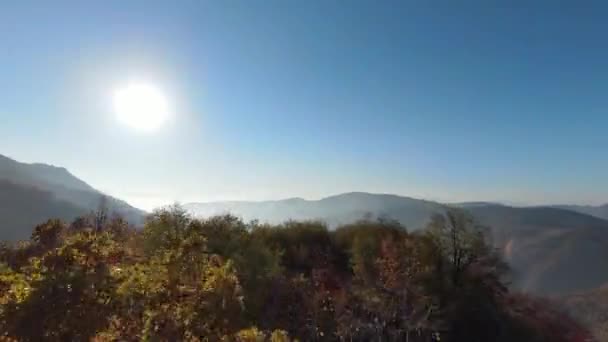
[[1, 1, 607, 209]]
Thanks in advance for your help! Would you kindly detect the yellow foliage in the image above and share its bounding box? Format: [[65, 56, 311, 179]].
[[235, 327, 266, 342]]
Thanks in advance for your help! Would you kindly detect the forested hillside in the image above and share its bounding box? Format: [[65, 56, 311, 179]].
[[0, 207, 592, 341], [187, 194, 608, 296], [0, 154, 145, 241]]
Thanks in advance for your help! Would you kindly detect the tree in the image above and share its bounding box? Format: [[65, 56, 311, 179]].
[[1, 231, 121, 341], [426, 209, 491, 289], [0, 210, 592, 342], [94, 196, 109, 232], [31, 219, 65, 251], [424, 209, 513, 342]]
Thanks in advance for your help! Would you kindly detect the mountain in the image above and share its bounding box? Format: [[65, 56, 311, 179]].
[[185, 192, 445, 230], [552, 204, 608, 221], [0, 154, 145, 240], [0, 180, 85, 241], [186, 193, 608, 295], [452, 201, 503, 208], [0, 154, 96, 193]]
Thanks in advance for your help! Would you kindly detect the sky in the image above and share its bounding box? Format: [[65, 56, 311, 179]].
[[1, 1, 608, 210]]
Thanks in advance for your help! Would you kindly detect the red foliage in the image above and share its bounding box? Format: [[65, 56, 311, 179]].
[[505, 294, 596, 342]]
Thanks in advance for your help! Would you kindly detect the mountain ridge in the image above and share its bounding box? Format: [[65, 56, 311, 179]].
[[0, 153, 146, 240], [0, 154, 94, 192], [185, 191, 446, 230], [2, 154, 608, 296], [551, 204, 608, 221]]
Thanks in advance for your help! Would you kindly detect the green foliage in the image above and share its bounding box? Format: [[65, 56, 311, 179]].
[[0, 206, 590, 341], [142, 204, 192, 254]]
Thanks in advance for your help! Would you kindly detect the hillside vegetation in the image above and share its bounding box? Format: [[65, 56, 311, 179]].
[[188, 195, 608, 296], [0, 207, 592, 341]]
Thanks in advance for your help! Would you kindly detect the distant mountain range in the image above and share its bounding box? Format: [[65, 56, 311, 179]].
[[552, 204, 608, 221], [186, 192, 444, 230], [0, 154, 145, 241], [185, 194, 608, 295], [2, 152, 608, 298]]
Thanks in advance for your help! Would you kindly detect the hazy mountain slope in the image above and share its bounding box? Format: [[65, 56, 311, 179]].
[[0, 154, 145, 239], [464, 205, 608, 294], [0, 154, 94, 192], [0, 180, 86, 241], [553, 204, 608, 221], [185, 192, 445, 230]]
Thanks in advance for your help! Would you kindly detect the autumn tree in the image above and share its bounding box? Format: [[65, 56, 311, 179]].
[[0, 206, 591, 342]]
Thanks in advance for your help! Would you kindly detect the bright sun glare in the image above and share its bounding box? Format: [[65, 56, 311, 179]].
[[113, 83, 170, 132]]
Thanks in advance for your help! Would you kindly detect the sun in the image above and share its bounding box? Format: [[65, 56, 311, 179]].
[[113, 83, 170, 132]]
